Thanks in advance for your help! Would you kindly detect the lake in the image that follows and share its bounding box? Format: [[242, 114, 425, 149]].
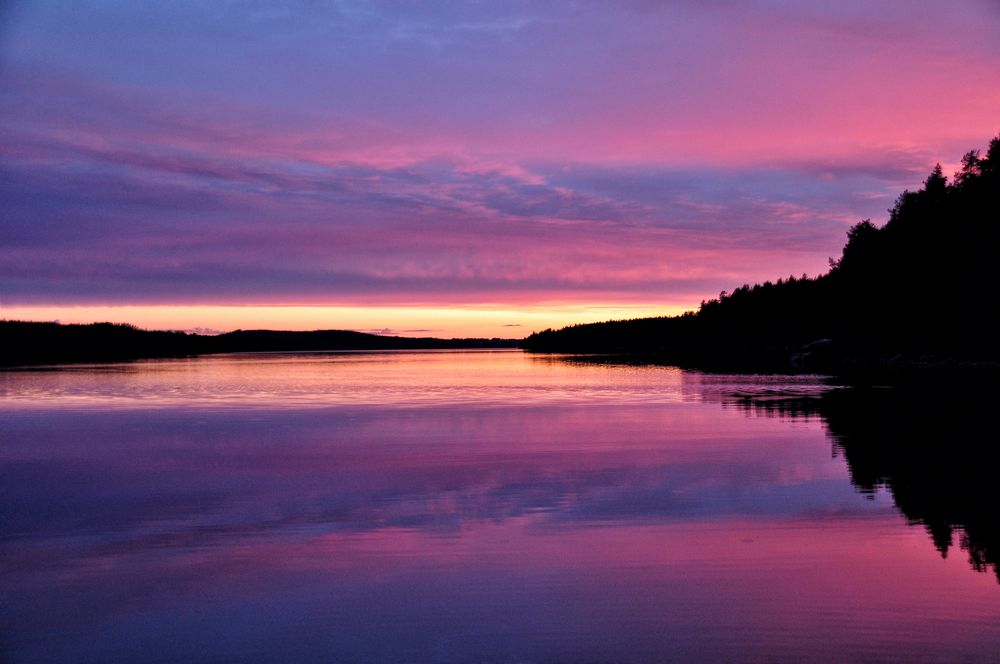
[[2, 350, 999, 662]]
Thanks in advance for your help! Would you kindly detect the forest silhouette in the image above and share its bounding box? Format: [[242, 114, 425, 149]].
[[524, 136, 1000, 371]]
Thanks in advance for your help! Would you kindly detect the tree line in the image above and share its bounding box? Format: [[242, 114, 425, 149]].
[[524, 136, 1000, 371]]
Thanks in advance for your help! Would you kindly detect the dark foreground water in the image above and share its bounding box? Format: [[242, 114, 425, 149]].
[[2, 350, 999, 662]]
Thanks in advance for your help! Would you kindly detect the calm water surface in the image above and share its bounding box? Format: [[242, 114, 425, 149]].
[[2, 350, 999, 662]]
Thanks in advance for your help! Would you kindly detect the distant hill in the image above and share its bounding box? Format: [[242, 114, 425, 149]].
[[524, 136, 1000, 372], [0, 321, 517, 367], [213, 329, 517, 353]]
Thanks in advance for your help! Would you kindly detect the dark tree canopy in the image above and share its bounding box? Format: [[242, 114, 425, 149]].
[[524, 135, 1000, 371]]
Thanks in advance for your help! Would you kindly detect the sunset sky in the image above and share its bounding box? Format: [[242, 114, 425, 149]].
[[2, 1, 998, 336]]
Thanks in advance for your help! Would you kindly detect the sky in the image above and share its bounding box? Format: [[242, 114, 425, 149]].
[[1, 1, 999, 337]]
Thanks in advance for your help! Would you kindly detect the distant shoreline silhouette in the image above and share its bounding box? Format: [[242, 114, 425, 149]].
[[524, 135, 1000, 373], [0, 322, 517, 367]]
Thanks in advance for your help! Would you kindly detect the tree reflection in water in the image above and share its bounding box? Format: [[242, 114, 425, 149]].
[[731, 380, 1000, 582]]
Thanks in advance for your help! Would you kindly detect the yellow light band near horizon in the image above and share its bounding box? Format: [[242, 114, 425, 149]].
[[0, 304, 691, 338]]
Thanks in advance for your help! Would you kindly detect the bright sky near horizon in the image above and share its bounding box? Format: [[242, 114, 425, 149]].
[[2, 1, 999, 336]]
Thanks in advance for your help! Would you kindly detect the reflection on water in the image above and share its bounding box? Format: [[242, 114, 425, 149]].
[[0, 350, 830, 409], [2, 352, 999, 662], [728, 385, 1000, 584], [822, 387, 1000, 582]]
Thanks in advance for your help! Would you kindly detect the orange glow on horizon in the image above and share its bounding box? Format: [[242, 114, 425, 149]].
[[0, 303, 693, 338]]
